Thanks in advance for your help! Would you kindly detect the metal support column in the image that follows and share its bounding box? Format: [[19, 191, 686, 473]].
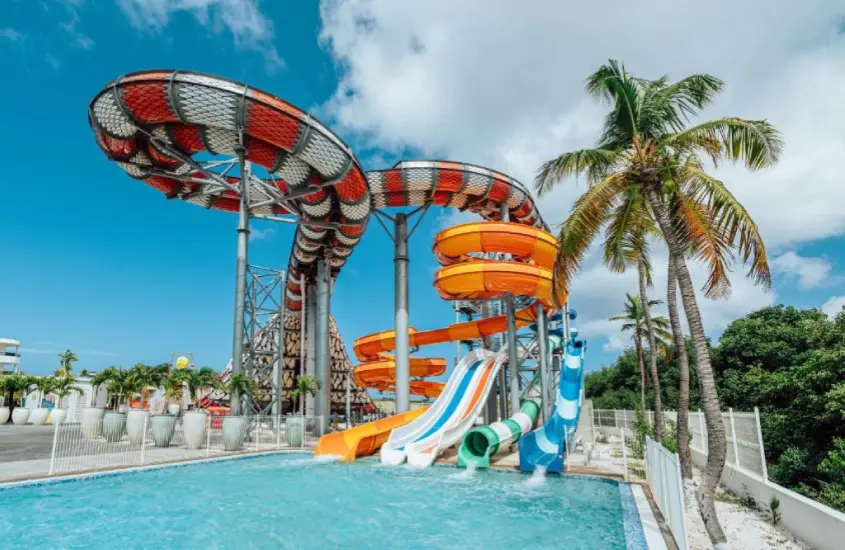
[[506, 293, 520, 414], [316, 257, 332, 428], [272, 284, 285, 416], [536, 303, 551, 420], [230, 153, 250, 416], [481, 301, 497, 423], [305, 285, 317, 416], [394, 212, 411, 414], [496, 301, 508, 419]]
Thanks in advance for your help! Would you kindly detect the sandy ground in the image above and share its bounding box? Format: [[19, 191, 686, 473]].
[[684, 471, 811, 550]]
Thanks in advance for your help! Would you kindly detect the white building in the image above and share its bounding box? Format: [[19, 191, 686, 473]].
[[0, 338, 21, 373]]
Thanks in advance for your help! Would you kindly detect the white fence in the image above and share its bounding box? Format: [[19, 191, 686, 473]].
[[646, 436, 688, 550], [688, 407, 768, 481], [0, 413, 324, 482]]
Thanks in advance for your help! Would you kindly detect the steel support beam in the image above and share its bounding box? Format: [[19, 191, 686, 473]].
[[536, 303, 551, 421], [394, 212, 411, 414], [272, 291, 285, 417], [481, 301, 497, 423], [506, 293, 520, 414], [230, 154, 250, 416], [305, 285, 317, 416], [316, 257, 332, 429]]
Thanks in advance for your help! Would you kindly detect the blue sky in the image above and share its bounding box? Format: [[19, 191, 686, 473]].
[[3, 1, 845, 379]]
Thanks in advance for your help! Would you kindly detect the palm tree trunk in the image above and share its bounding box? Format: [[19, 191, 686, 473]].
[[634, 335, 647, 413], [668, 252, 693, 479], [637, 257, 663, 442], [645, 183, 727, 546]]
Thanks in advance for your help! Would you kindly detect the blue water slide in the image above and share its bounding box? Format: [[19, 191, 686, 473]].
[[518, 329, 585, 474]]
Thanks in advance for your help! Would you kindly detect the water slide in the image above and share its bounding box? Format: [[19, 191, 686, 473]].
[[518, 329, 586, 474], [314, 221, 558, 462]]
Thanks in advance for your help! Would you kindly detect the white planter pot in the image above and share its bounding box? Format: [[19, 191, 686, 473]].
[[0, 407, 9, 425], [167, 403, 181, 416], [51, 409, 68, 425], [30, 408, 49, 425], [182, 410, 207, 450], [81, 408, 105, 439], [286, 416, 304, 447], [222, 416, 249, 451], [102, 412, 127, 442], [12, 408, 31, 425], [126, 410, 150, 445], [151, 415, 177, 447]]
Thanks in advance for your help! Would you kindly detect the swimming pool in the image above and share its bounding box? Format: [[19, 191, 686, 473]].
[[0, 453, 645, 549]]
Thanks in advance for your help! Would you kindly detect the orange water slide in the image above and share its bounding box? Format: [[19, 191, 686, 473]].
[[314, 222, 560, 461]]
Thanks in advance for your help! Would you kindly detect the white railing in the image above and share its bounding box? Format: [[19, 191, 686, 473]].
[[646, 436, 689, 550], [31, 413, 325, 478], [688, 407, 768, 481]]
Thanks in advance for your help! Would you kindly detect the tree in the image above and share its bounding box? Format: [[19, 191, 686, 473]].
[[90, 367, 117, 407], [103, 368, 140, 408], [53, 376, 83, 410], [31, 376, 57, 409], [162, 371, 187, 411], [667, 256, 693, 478], [56, 349, 78, 378], [219, 372, 253, 413], [609, 293, 671, 415], [181, 367, 218, 408], [290, 375, 321, 416], [535, 60, 780, 544]]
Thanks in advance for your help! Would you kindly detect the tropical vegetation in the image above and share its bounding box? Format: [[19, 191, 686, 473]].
[[290, 375, 321, 416], [587, 304, 845, 513], [536, 60, 781, 544]]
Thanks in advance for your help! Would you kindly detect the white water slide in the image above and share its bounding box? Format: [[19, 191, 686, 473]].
[[380, 349, 506, 468]]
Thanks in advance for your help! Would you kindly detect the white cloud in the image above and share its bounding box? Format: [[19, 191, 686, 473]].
[[822, 295, 845, 318], [317, 0, 840, 350], [0, 27, 26, 41], [59, 5, 95, 49], [118, 0, 283, 72], [771, 251, 834, 289], [249, 226, 274, 241]]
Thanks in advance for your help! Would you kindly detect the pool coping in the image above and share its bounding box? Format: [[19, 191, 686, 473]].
[[0, 450, 658, 549]]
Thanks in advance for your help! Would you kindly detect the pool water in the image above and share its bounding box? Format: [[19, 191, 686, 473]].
[[0, 454, 635, 549]]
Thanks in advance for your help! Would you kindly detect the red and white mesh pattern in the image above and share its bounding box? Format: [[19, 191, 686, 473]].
[[88, 70, 370, 312]]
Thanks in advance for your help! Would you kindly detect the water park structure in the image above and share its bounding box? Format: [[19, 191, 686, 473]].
[[88, 70, 585, 473]]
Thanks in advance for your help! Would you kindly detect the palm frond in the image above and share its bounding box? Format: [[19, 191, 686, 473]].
[[535, 148, 623, 194], [682, 165, 771, 290], [664, 117, 783, 170]]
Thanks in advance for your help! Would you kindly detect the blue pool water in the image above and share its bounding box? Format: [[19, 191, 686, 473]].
[[0, 454, 634, 549]]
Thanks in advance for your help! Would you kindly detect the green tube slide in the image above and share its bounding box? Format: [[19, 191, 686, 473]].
[[457, 399, 540, 469]]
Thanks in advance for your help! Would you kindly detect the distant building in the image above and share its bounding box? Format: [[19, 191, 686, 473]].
[[0, 338, 21, 374], [371, 397, 429, 415]]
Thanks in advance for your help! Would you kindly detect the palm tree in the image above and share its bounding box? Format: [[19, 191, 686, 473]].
[[609, 294, 672, 413], [182, 367, 218, 408], [219, 372, 253, 412], [31, 376, 57, 409], [667, 256, 693, 478], [91, 367, 117, 407], [162, 371, 187, 412], [56, 349, 78, 378], [536, 60, 780, 545], [53, 376, 83, 410], [103, 368, 140, 409], [290, 375, 321, 416]]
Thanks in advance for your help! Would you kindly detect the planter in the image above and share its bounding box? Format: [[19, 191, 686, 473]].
[[151, 415, 177, 447], [12, 408, 30, 425], [51, 409, 68, 425], [286, 415, 304, 447], [167, 403, 181, 416], [0, 407, 9, 425], [222, 416, 249, 451], [29, 408, 49, 425], [81, 408, 105, 439], [102, 412, 127, 442], [182, 410, 207, 450], [126, 410, 150, 445]]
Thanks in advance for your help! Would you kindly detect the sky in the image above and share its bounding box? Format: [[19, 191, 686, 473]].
[[2, 0, 845, 379]]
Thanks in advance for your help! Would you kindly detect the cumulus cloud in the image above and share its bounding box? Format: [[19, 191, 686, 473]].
[[822, 295, 845, 318], [771, 251, 834, 289], [317, 0, 840, 350], [0, 27, 26, 42], [117, 0, 283, 71]]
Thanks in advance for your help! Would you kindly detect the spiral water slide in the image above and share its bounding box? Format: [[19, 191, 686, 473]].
[[316, 222, 559, 462], [85, 70, 560, 460]]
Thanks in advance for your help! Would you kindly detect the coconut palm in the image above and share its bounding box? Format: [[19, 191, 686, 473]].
[[667, 255, 693, 478], [536, 60, 780, 545], [609, 294, 671, 413], [218, 372, 253, 412], [2, 375, 36, 413], [56, 349, 78, 378], [162, 371, 187, 411], [30, 376, 57, 409], [290, 375, 321, 416], [104, 368, 140, 408]]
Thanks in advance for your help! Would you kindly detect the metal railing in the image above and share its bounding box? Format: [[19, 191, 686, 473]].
[[688, 407, 768, 481], [34, 413, 325, 478], [646, 436, 689, 550]]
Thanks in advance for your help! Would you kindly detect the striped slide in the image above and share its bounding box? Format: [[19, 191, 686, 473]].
[[380, 349, 505, 468], [518, 330, 585, 474]]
